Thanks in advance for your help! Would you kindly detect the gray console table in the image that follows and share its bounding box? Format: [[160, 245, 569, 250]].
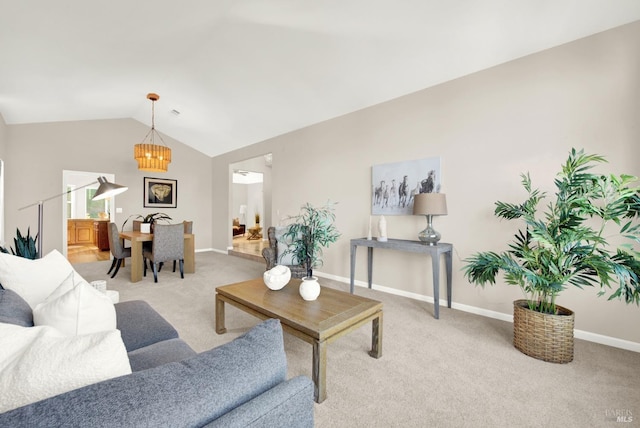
[[349, 238, 453, 319]]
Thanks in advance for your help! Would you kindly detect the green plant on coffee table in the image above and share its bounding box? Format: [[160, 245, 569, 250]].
[[464, 148, 640, 315], [282, 202, 341, 278], [0, 227, 38, 259]]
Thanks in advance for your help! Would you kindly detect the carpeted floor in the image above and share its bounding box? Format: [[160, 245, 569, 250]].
[[74, 252, 640, 428]]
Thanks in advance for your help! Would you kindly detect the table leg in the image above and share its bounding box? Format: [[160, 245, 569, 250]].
[[130, 240, 143, 283], [184, 235, 195, 274], [350, 244, 357, 294], [313, 339, 328, 403], [445, 250, 452, 308], [432, 253, 440, 319], [215, 294, 226, 334], [367, 247, 373, 289], [369, 312, 383, 358]]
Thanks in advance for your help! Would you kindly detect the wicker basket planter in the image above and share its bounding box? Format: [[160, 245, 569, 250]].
[[513, 299, 575, 364]]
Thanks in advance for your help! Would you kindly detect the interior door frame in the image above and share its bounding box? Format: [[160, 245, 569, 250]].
[[62, 170, 116, 257]]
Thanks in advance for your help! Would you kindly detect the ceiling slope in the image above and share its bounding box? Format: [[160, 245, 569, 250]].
[[1, 1, 639, 157]]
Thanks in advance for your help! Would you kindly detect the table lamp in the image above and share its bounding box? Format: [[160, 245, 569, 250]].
[[412, 193, 447, 245]]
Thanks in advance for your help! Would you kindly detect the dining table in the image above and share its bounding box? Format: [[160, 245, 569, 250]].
[[119, 230, 195, 282]]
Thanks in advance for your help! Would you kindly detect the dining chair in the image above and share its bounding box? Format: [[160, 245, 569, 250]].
[[143, 223, 184, 283], [132, 219, 153, 260], [107, 222, 132, 278]]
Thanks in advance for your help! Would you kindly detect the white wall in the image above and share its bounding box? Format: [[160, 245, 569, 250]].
[[211, 21, 640, 345], [231, 183, 248, 224]]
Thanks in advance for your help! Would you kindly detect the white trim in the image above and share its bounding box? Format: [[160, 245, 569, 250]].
[[196, 248, 216, 253], [316, 271, 640, 353]]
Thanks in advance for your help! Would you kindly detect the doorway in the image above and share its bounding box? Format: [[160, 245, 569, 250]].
[[62, 170, 116, 263], [229, 154, 272, 262]]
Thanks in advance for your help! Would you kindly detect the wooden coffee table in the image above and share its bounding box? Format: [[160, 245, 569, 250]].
[[215, 278, 383, 403]]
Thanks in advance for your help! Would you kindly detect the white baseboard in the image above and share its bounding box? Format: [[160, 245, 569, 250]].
[[317, 271, 640, 353], [196, 248, 216, 254]]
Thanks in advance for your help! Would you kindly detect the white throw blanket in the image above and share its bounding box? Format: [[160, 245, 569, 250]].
[[0, 323, 131, 413]]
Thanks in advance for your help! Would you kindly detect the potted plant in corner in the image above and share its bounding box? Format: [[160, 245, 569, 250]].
[[0, 228, 38, 259], [464, 148, 640, 363], [282, 202, 341, 301]]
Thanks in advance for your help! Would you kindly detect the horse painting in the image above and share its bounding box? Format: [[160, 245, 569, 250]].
[[398, 175, 409, 208]]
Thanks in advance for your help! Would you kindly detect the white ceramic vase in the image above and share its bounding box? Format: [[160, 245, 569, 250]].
[[263, 265, 291, 290], [377, 215, 387, 242], [299, 276, 320, 301]]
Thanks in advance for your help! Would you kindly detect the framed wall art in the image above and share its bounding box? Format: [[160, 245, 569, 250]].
[[371, 156, 441, 215], [144, 177, 177, 208]]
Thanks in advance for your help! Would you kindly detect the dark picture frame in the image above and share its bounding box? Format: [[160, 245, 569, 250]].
[[144, 177, 177, 208]]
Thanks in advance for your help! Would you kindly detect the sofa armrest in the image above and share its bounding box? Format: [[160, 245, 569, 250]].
[[0, 319, 290, 428], [205, 376, 314, 428], [128, 338, 196, 372], [114, 300, 179, 352]]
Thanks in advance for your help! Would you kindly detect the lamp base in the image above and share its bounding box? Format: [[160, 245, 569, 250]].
[[418, 215, 441, 246]]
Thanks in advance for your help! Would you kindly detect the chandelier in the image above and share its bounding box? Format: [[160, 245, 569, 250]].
[[134, 93, 172, 172]]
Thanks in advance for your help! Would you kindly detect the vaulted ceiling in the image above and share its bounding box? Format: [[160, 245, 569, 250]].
[[1, 1, 639, 157]]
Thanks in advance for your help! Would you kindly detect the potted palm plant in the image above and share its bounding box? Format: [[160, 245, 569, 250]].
[[464, 148, 640, 363], [282, 202, 341, 300]]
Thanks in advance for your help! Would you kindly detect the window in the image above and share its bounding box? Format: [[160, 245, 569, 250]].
[[65, 185, 108, 219], [66, 185, 75, 219], [86, 189, 108, 219]]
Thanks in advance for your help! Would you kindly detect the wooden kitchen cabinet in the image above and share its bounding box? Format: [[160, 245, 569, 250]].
[[93, 220, 110, 251], [67, 219, 102, 245]]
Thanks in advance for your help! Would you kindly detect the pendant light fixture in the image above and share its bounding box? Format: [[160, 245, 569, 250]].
[[134, 93, 172, 172]]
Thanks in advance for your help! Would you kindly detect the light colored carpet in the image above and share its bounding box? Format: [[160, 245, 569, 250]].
[[74, 252, 640, 428]]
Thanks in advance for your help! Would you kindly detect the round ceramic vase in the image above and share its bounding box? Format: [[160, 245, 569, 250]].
[[263, 265, 291, 290], [299, 276, 320, 301]]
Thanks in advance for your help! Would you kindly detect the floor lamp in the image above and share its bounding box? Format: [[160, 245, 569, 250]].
[[18, 176, 128, 258]]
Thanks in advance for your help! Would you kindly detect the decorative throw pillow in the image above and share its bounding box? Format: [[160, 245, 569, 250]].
[[43, 270, 76, 302], [0, 289, 34, 327], [0, 323, 131, 413], [33, 276, 116, 336], [275, 226, 299, 266], [0, 250, 80, 309]]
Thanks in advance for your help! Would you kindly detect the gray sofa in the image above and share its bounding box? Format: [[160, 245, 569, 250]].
[[0, 288, 314, 427]]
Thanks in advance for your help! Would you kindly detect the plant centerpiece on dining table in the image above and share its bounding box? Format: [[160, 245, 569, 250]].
[[122, 212, 172, 232], [282, 202, 341, 300], [463, 148, 640, 363]]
